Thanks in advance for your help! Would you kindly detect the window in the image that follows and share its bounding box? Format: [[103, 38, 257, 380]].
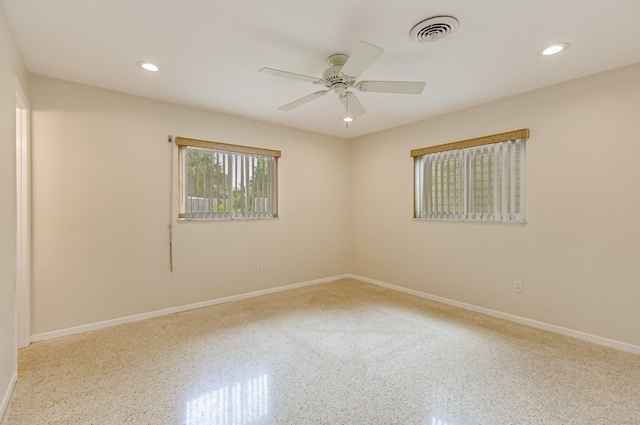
[[177, 137, 280, 220], [412, 129, 529, 223]]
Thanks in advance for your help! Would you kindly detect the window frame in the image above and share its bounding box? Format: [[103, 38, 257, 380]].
[[412, 129, 529, 223], [176, 137, 280, 221]]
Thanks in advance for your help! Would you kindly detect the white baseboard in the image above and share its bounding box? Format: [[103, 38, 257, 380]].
[[29, 273, 640, 355], [31, 274, 351, 343], [0, 370, 17, 421], [349, 274, 640, 355]]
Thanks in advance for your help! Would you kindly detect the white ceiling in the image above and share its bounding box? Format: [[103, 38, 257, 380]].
[[3, 0, 640, 139]]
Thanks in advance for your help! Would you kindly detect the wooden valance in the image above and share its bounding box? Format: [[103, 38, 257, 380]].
[[176, 137, 281, 158], [410, 129, 529, 157]]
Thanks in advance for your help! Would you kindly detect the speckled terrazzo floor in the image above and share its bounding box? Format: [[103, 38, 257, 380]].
[[2, 279, 640, 425]]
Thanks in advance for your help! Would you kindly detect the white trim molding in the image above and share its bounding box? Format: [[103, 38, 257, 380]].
[[349, 274, 640, 355], [31, 275, 351, 343], [0, 370, 17, 421], [30, 273, 640, 355]]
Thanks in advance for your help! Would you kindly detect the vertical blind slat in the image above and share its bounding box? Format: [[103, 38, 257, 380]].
[[510, 141, 516, 220], [425, 156, 431, 218], [446, 151, 451, 219], [501, 143, 508, 220], [491, 143, 502, 221], [452, 152, 457, 218], [459, 150, 464, 218], [468, 149, 473, 219], [439, 153, 444, 219]]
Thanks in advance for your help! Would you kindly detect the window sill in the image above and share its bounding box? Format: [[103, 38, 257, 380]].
[[412, 218, 527, 225], [177, 217, 279, 223]]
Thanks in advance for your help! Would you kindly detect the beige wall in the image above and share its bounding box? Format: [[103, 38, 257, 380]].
[[30, 76, 351, 335], [0, 4, 29, 413], [350, 63, 640, 347], [28, 63, 640, 348]]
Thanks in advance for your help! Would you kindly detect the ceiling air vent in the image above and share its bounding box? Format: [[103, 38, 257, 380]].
[[410, 16, 459, 42]]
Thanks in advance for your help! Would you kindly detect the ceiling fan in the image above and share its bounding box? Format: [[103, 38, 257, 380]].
[[258, 41, 425, 119]]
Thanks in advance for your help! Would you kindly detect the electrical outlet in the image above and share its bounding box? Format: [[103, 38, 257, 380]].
[[257, 263, 263, 273], [514, 281, 523, 294]]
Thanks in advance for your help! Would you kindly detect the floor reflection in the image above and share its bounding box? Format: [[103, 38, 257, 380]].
[[429, 388, 461, 425], [431, 418, 457, 425], [186, 374, 269, 425]]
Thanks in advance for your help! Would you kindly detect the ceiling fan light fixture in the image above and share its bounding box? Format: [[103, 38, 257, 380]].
[[540, 43, 569, 56], [137, 61, 159, 72], [343, 91, 353, 124]]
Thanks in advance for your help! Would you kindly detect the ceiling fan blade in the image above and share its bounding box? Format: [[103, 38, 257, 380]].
[[340, 41, 384, 79], [259, 67, 322, 84], [338, 92, 366, 117], [278, 90, 328, 111], [356, 80, 426, 94]]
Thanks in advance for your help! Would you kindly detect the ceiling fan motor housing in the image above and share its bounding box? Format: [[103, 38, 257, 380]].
[[330, 82, 348, 94], [322, 62, 354, 94], [322, 65, 344, 83]]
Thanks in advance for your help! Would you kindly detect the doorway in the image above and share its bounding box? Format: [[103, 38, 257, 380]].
[[15, 78, 30, 349]]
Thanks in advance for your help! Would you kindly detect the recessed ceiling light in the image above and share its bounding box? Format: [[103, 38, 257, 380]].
[[540, 43, 569, 56], [343, 117, 353, 122], [137, 61, 159, 72]]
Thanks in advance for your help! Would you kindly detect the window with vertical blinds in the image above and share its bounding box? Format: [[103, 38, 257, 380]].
[[176, 137, 280, 220], [412, 130, 528, 223]]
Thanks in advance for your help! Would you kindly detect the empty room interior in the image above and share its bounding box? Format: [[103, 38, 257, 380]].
[[1, 1, 640, 424]]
